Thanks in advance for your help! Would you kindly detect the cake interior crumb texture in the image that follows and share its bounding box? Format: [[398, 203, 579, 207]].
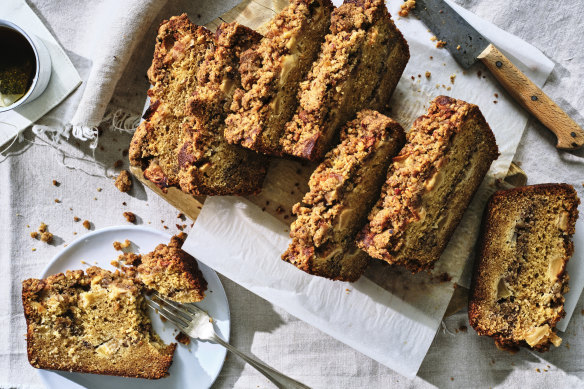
[[129, 233, 208, 303], [280, 0, 409, 161], [357, 96, 499, 272], [22, 267, 176, 379], [469, 184, 580, 352], [178, 22, 269, 196], [283, 110, 405, 281], [224, 0, 334, 155], [129, 14, 214, 190]]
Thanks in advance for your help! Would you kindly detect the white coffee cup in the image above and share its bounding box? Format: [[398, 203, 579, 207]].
[[0, 19, 52, 113]]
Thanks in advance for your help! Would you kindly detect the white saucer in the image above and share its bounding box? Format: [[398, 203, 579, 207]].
[[36, 225, 230, 389]]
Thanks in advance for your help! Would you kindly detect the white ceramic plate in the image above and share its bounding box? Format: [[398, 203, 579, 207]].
[[36, 225, 230, 389]]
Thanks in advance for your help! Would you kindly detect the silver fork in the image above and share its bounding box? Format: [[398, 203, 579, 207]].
[[147, 292, 311, 389]]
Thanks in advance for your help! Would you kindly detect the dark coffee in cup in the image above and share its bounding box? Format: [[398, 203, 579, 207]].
[[0, 26, 37, 108]]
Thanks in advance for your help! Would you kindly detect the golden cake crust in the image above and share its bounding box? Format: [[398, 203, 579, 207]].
[[469, 184, 579, 352]]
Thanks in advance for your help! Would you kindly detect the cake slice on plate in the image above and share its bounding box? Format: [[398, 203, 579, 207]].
[[283, 110, 405, 281], [280, 0, 409, 161], [469, 184, 579, 352], [357, 96, 499, 272], [126, 233, 208, 303], [224, 0, 334, 155], [22, 267, 176, 378]]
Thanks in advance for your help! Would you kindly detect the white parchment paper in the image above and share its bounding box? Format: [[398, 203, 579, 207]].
[[182, 0, 580, 378]]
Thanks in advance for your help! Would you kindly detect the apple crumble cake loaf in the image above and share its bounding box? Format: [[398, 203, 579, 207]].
[[282, 110, 405, 281], [126, 233, 207, 303], [22, 267, 175, 379], [224, 0, 334, 155], [280, 0, 409, 161], [469, 184, 580, 352], [357, 96, 499, 272], [129, 14, 214, 190], [178, 22, 269, 195]]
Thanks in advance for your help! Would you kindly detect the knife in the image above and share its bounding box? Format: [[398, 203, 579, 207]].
[[412, 0, 584, 150]]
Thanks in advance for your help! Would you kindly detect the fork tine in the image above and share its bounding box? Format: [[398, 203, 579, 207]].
[[147, 299, 190, 330], [151, 294, 193, 322], [153, 292, 203, 317]]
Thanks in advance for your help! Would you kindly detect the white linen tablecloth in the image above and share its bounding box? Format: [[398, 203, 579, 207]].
[[1, 0, 583, 388]]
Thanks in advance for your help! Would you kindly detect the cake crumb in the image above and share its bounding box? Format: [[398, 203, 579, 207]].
[[32, 248, 36, 252], [73, 217, 80, 222], [38, 223, 47, 233], [436, 40, 446, 48], [97, 187, 102, 192], [450, 74, 456, 84], [536, 368, 541, 373], [177, 213, 185, 220], [52, 180, 59, 186], [82, 220, 91, 230], [430, 36, 437, 42], [123, 211, 136, 223], [115, 170, 132, 192], [398, 0, 416, 17], [30, 231, 39, 239], [40, 231, 53, 244], [54, 199, 61, 203], [425, 71, 431, 79], [456, 44, 461, 50], [175, 332, 191, 346]]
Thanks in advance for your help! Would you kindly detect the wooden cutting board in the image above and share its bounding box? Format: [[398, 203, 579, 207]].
[[130, 0, 527, 316]]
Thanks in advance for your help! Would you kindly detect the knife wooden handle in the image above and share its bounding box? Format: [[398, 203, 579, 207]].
[[477, 43, 584, 150]]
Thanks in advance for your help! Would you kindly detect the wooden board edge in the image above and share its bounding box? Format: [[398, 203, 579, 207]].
[[129, 165, 205, 222]]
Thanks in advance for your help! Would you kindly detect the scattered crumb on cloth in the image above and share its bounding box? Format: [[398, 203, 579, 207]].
[[124, 211, 136, 223], [115, 170, 132, 192]]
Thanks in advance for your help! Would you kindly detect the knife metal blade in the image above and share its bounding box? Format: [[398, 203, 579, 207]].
[[412, 0, 489, 68]]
